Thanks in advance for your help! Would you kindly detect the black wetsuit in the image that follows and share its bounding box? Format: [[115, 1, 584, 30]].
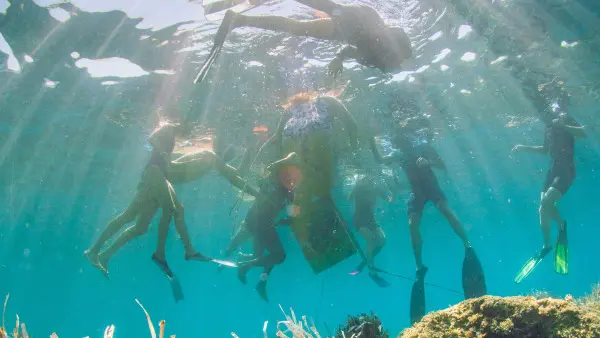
[[297, 0, 407, 71], [245, 176, 293, 266], [543, 122, 576, 195], [352, 178, 382, 231], [392, 135, 446, 216]]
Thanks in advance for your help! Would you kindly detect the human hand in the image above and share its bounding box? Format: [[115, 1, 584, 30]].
[[327, 57, 343, 78], [416, 157, 429, 168]]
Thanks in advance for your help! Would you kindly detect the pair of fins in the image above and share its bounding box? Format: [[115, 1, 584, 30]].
[[410, 247, 487, 325], [514, 222, 568, 284]]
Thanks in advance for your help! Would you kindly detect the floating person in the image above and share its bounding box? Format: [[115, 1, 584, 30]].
[[84, 123, 258, 279], [370, 118, 486, 319], [512, 84, 586, 283], [348, 173, 399, 287], [194, 0, 412, 84], [228, 157, 296, 302], [258, 93, 359, 273]]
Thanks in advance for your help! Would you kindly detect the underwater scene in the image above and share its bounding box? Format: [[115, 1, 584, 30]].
[[1, 0, 600, 336]]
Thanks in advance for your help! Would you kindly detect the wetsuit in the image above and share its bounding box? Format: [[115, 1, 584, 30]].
[[392, 134, 446, 217], [543, 121, 577, 195], [297, 0, 409, 71], [245, 175, 294, 267]]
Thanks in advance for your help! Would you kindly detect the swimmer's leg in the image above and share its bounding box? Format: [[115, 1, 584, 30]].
[[436, 200, 471, 248], [231, 12, 336, 40], [238, 227, 285, 302], [152, 211, 174, 278], [84, 189, 147, 273], [540, 187, 565, 248], [146, 165, 207, 261], [214, 154, 261, 197], [223, 221, 252, 258], [97, 202, 159, 278], [294, 0, 341, 15], [372, 227, 387, 261]]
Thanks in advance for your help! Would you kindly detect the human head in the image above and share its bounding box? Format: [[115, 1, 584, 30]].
[[149, 122, 180, 153], [383, 26, 413, 69]]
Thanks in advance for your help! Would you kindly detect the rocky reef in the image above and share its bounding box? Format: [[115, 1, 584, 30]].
[[401, 293, 600, 338]]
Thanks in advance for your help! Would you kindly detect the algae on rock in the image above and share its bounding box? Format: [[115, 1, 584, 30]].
[[400, 295, 600, 338]]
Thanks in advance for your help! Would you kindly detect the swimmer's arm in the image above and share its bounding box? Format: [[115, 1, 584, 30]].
[[512, 144, 547, 154], [369, 137, 395, 165], [203, 0, 246, 15], [348, 186, 355, 200], [257, 113, 288, 158], [562, 124, 586, 139], [322, 97, 358, 149], [422, 145, 446, 170], [334, 46, 359, 62], [214, 158, 262, 198], [386, 176, 405, 203]]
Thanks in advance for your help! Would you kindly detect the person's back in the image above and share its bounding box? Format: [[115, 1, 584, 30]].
[[245, 175, 292, 231], [392, 131, 439, 192], [546, 120, 575, 170], [353, 177, 381, 214]]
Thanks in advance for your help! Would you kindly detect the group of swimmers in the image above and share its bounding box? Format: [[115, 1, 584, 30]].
[[84, 0, 586, 322]]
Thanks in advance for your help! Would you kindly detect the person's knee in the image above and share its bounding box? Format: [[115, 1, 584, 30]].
[[130, 223, 150, 236], [408, 215, 420, 231], [377, 232, 387, 247], [119, 208, 139, 223], [173, 205, 185, 221]]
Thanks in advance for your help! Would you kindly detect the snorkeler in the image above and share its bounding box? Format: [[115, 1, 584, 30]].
[[194, 0, 412, 84], [229, 155, 296, 302], [512, 81, 586, 283], [84, 123, 259, 278], [263, 94, 357, 243], [348, 174, 397, 286], [370, 120, 486, 300]]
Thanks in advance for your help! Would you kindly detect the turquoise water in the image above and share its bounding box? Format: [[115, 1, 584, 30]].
[[1, 0, 600, 336]]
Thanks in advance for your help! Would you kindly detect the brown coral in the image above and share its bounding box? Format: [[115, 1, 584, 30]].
[[400, 296, 600, 338]]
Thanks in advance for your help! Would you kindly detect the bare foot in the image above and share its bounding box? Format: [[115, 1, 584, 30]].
[[96, 253, 110, 280], [84, 249, 108, 279]]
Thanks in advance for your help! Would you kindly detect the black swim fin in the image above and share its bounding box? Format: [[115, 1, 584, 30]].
[[369, 271, 391, 288], [193, 10, 236, 84], [410, 279, 425, 324], [554, 222, 568, 275], [170, 276, 185, 302], [462, 247, 487, 299], [514, 246, 552, 284], [152, 254, 174, 279], [256, 280, 269, 302]]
